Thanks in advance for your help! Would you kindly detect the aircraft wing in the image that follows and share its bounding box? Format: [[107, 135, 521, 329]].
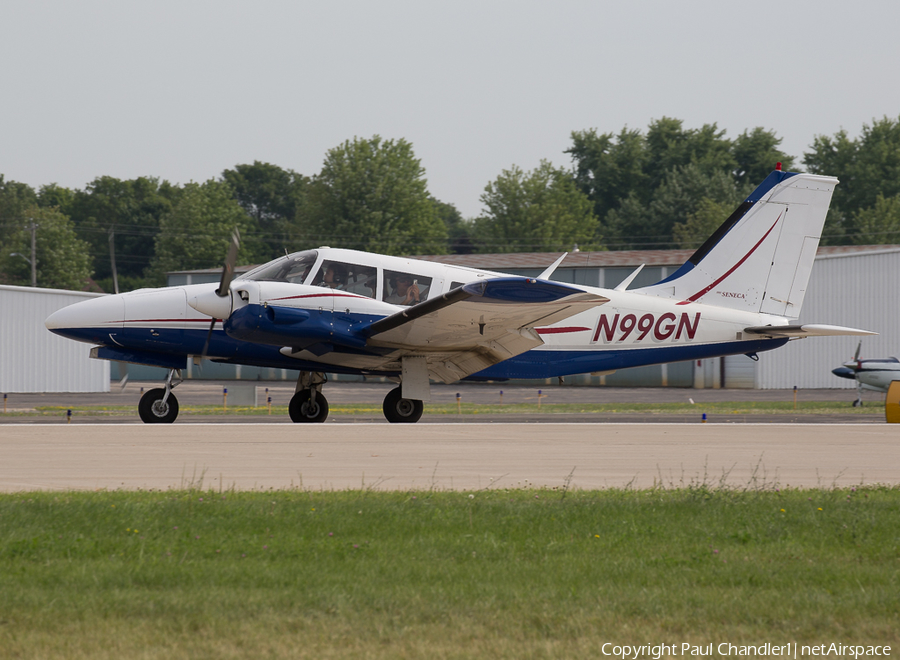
[[359, 277, 608, 382], [744, 323, 877, 338]]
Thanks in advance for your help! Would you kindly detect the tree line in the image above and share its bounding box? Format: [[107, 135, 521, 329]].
[[1, 116, 899, 293]]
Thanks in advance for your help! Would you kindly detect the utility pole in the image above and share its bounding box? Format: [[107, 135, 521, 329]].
[[108, 227, 119, 294], [28, 219, 37, 287]]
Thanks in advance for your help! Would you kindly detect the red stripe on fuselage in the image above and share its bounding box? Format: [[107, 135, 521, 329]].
[[270, 292, 365, 302]]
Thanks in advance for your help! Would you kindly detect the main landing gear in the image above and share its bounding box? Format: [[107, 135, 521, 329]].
[[383, 386, 424, 423], [288, 371, 424, 424], [138, 369, 181, 423], [289, 371, 329, 423]]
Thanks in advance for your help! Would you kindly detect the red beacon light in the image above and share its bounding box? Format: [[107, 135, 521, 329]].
[[776, 162, 782, 171]]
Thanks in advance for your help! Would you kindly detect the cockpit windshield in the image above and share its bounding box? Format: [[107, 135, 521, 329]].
[[239, 250, 318, 284]]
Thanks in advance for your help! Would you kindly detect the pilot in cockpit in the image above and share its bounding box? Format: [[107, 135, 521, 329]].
[[317, 263, 348, 289]]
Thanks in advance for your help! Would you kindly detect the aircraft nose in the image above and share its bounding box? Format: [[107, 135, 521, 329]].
[[45, 294, 124, 341], [832, 367, 856, 380]]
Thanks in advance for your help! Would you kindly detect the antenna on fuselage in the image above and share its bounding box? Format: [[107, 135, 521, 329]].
[[614, 264, 645, 291], [537, 253, 567, 280]]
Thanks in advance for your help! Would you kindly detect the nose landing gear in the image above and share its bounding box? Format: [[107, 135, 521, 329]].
[[138, 369, 182, 423]]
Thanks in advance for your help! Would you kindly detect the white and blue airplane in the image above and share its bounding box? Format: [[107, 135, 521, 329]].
[[832, 342, 900, 406], [46, 167, 874, 424]]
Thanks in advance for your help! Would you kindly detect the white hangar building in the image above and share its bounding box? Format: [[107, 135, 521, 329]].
[[0, 285, 109, 393]]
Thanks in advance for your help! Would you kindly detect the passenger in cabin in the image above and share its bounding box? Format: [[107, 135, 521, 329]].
[[385, 273, 421, 305]]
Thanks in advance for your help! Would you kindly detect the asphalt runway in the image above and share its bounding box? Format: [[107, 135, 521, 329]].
[[1, 423, 896, 492], [0, 379, 880, 425]]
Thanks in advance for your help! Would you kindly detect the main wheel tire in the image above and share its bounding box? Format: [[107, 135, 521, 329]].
[[382, 386, 424, 423], [289, 390, 329, 423], [138, 388, 179, 424]]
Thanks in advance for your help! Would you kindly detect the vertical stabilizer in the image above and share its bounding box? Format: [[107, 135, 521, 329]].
[[637, 171, 838, 318]]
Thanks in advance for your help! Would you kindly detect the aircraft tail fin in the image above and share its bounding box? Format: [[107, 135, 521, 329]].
[[636, 169, 838, 318]]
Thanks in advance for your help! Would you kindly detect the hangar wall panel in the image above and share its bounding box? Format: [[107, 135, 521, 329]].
[[756, 250, 900, 389], [0, 285, 110, 393]]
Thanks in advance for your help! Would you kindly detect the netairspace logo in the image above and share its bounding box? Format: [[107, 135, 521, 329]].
[[600, 643, 892, 659]]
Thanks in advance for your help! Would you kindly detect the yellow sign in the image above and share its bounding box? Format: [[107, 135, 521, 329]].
[[885, 381, 900, 423]]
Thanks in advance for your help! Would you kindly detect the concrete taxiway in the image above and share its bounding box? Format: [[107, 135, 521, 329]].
[[1, 423, 896, 492]]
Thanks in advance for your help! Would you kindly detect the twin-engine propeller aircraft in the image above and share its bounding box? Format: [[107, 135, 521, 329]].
[[46, 167, 874, 424], [832, 341, 900, 406]]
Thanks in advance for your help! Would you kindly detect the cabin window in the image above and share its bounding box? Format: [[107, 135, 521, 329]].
[[383, 270, 432, 306], [449, 281, 466, 291]]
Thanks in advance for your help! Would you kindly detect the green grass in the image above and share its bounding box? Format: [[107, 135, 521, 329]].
[[20, 399, 884, 419], [1, 488, 898, 658]]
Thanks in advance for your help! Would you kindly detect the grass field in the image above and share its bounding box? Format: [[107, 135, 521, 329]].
[[1, 487, 897, 659], [21, 399, 884, 420]]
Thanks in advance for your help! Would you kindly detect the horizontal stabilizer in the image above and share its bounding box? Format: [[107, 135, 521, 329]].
[[744, 324, 877, 338]]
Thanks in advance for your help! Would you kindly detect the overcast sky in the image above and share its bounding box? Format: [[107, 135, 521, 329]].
[[2, 1, 898, 218]]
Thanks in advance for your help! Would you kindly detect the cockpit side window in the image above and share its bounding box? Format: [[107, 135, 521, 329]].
[[240, 250, 318, 284], [313, 261, 378, 299]]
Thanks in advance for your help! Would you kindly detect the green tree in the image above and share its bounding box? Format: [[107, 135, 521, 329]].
[[567, 119, 790, 250], [474, 161, 599, 253], [37, 183, 75, 211], [221, 161, 309, 259], [302, 136, 447, 255], [671, 197, 736, 249], [0, 175, 38, 232], [732, 128, 795, 185], [0, 176, 39, 284], [567, 127, 650, 222], [67, 176, 180, 291], [0, 206, 92, 290], [646, 165, 746, 246], [644, 118, 736, 188], [804, 115, 900, 244], [604, 165, 744, 250], [853, 194, 900, 245], [149, 180, 264, 285], [433, 199, 475, 254]]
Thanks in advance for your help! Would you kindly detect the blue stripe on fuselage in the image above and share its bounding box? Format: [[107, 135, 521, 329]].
[[54, 324, 788, 381], [468, 337, 788, 380]]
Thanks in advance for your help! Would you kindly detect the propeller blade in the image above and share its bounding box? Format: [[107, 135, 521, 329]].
[[201, 227, 240, 361], [854, 340, 862, 361], [216, 227, 241, 297], [201, 317, 217, 360]]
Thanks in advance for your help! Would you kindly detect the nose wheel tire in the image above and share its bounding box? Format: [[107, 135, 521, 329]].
[[289, 390, 329, 423], [383, 386, 424, 423], [138, 388, 179, 424]]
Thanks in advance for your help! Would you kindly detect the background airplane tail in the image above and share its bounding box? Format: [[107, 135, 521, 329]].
[[637, 169, 838, 319]]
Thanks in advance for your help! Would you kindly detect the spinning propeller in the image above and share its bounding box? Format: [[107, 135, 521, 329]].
[[199, 228, 241, 359]]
